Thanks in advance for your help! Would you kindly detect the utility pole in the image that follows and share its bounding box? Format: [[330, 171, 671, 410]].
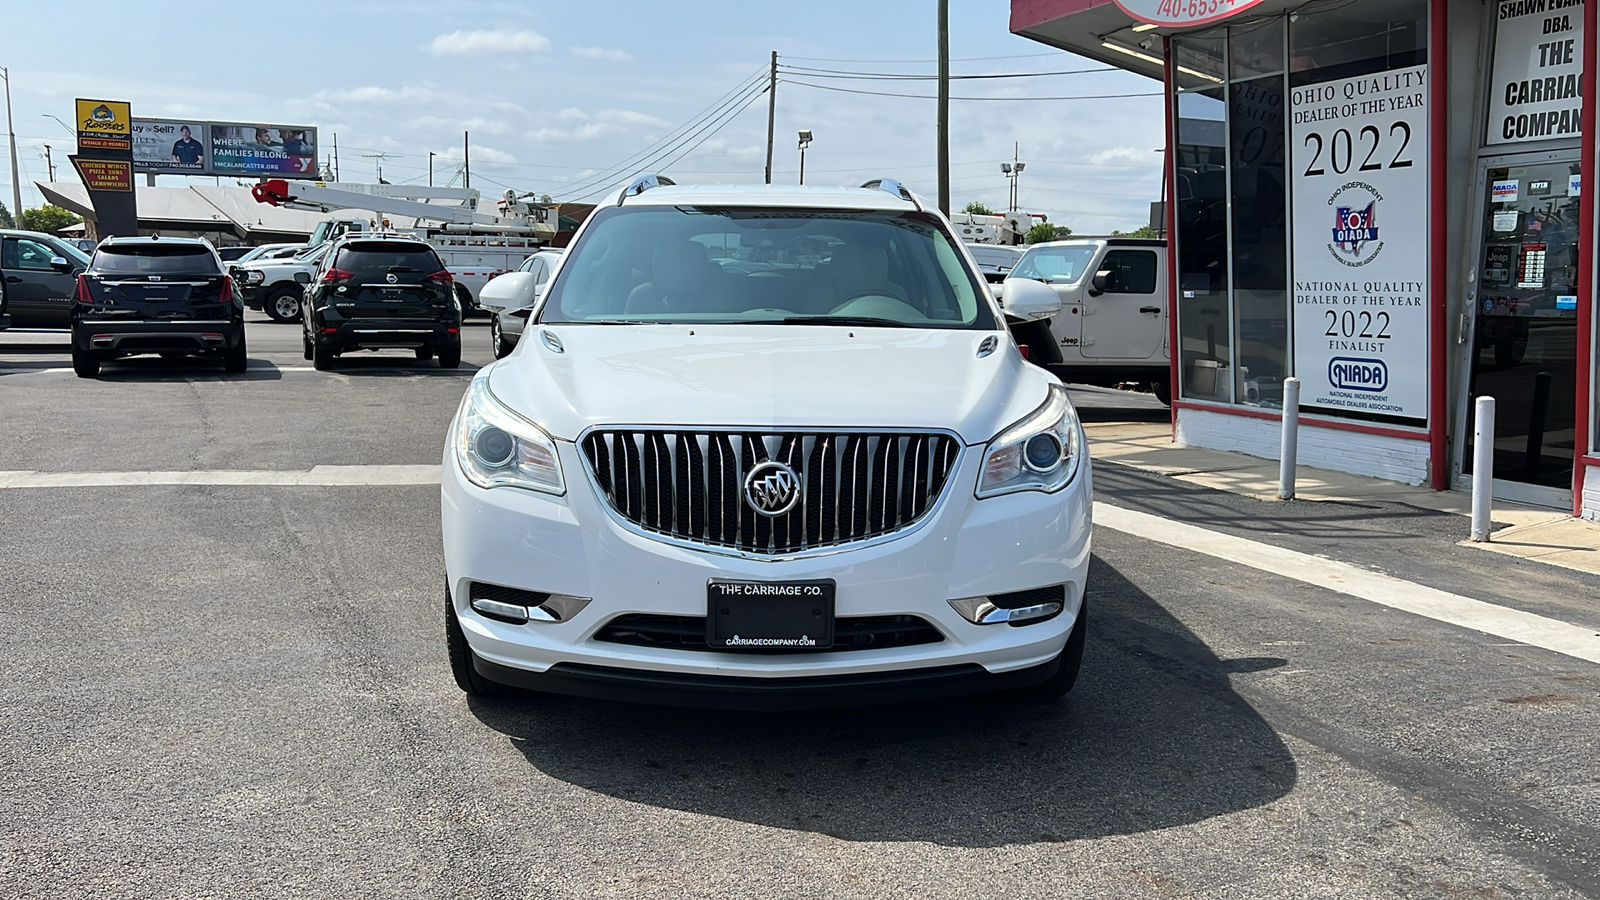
[[42, 143, 54, 181], [764, 50, 777, 185], [332, 133, 339, 181], [3, 67, 22, 221], [463, 131, 470, 190], [429, 151, 435, 187], [936, 0, 950, 215]]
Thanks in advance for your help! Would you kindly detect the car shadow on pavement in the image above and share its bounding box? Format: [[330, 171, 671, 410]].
[[319, 356, 480, 376], [88, 358, 288, 381], [469, 558, 1297, 847]]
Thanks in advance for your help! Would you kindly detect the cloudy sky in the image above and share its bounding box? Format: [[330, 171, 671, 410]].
[[0, 1, 1166, 232]]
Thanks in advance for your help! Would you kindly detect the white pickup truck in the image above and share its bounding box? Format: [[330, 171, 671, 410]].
[[1002, 237, 1172, 404]]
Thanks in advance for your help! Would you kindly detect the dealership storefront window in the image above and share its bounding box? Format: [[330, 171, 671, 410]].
[[1015, 0, 1594, 511], [1172, 0, 1429, 418]]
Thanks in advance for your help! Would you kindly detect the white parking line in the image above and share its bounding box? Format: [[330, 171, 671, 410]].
[[1, 462, 1593, 665], [0, 465, 439, 489], [1094, 501, 1600, 666]]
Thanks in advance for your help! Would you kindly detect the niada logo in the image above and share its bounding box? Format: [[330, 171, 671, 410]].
[[1326, 182, 1384, 267], [1329, 357, 1388, 392]]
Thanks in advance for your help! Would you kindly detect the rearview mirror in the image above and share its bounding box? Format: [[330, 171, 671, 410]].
[[1000, 277, 1062, 322], [294, 272, 311, 285], [1088, 269, 1112, 296]]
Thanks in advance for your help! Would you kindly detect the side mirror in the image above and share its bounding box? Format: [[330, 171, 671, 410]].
[[477, 271, 540, 313], [294, 271, 311, 285], [1088, 269, 1112, 296], [50, 256, 74, 273], [1000, 277, 1063, 322]]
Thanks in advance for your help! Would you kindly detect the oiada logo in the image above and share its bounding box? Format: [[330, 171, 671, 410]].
[[1327, 183, 1384, 267], [1329, 357, 1388, 393], [744, 461, 801, 517]]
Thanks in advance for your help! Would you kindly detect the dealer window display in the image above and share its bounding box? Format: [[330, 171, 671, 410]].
[[1171, 0, 1431, 420]]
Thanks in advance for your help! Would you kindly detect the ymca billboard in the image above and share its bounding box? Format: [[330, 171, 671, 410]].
[[132, 118, 319, 178]]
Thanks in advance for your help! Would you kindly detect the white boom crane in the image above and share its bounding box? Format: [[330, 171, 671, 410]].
[[250, 179, 558, 238]]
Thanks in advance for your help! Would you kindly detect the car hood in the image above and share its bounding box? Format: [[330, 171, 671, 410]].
[[485, 325, 1056, 444]]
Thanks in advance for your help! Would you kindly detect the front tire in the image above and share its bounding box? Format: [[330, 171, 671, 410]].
[[1016, 595, 1087, 701], [491, 315, 516, 359], [263, 287, 302, 323], [1151, 379, 1172, 406], [437, 337, 462, 369], [446, 591, 502, 697], [72, 345, 100, 378]]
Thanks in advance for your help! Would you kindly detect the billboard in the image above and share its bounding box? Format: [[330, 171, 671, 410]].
[[133, 120, 207, 172], [130, 118, 318, 178]]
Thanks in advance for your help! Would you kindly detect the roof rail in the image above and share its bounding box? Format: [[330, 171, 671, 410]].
[[859, 179, 921, 211], [617, 173, 676, 206]]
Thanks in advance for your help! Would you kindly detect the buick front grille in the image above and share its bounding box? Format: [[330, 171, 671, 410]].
[[595, 613, 944, 653], [580, 430, 961, 555]]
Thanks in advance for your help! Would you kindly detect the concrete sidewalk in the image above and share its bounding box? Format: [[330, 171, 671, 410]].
[[1075, 392, 1600, 577]]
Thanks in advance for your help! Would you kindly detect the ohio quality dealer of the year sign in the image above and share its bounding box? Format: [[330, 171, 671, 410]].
[[1289, 64, 1431, 423]]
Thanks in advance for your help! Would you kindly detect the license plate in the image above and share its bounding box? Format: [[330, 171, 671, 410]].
[[707, 580, 834, 650]]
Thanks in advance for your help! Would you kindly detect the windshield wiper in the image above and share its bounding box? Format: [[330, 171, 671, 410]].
[[778, 316, 913, 328]]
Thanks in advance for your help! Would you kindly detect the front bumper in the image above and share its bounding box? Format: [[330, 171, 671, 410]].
[[442, 435, 1093, 703], [73, 319, 242, 353]]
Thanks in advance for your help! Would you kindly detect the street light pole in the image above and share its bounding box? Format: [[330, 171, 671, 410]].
[[936, 0, 950, 215], [3, 67, 23, 221], [797, 129, 812, 185], [429, 151, 435, 187]]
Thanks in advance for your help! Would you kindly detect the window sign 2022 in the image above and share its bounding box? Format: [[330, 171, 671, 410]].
[[1290, 65, 1430, 423]]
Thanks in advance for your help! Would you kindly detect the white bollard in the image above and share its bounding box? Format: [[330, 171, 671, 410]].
[[1278, 377, 1300, 501], [1471, 396, 1496, 542]]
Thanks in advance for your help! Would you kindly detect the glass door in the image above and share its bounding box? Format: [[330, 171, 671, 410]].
[[1461, 157, 1583, 508]]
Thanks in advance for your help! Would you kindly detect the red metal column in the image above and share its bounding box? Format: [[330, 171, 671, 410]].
[[1164, 36, 1180, 440], [1428, 0, 1450, 490], [1573, 0, 1598, 515]]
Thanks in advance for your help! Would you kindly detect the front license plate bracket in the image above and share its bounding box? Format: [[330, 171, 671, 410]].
[[707, 579, 835, 650]]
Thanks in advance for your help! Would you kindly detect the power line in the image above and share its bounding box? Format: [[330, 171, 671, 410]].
[[776, 64, 1118, 80], [780, 79, 1158, 102], [783, 51, 1065, 63], [564, 77, 770, 202], [554, 68, 768, 200]]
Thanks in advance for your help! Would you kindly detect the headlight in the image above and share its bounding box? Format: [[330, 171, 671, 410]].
[[245, 270, 264, 284], [453, 375, 564, 495], [977, 383, 1082, 498]]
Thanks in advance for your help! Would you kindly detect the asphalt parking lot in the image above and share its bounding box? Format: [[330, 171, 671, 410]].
[[3, 317, 1598, 898]]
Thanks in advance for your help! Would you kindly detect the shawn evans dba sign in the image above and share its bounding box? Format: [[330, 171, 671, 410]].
[[1487, 0, 1586, 144], [1290, 65, 1430, 423]]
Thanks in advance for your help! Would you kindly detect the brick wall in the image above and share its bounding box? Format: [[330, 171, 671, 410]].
[[1175, 407, 1431, 486]]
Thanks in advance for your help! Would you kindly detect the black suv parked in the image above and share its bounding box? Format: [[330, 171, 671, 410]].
[[301, 236, 462, 370], [1, 229, 91, 328], [71, 237, 246, 377]]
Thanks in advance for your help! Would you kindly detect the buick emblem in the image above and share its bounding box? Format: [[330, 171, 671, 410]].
[[147, 275, 161, 282], [385, 273, 398, 283], [743, 461, 801, 517]]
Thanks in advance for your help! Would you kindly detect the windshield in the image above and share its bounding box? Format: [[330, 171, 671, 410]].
[[90, 244, 221, 275], [538, 206, 995, 329], [1011, 244, 1097, 284]]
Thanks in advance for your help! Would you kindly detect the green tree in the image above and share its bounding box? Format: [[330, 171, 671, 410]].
[[19, 204, 81, 234], [961, 201, 995, 216], [1027, 222, 1071, 244], [0, 201, 13, 229], [1112, 225, 1161, 239]]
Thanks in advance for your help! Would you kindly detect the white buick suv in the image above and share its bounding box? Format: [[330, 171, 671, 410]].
[[441, 176, 1091, 709]]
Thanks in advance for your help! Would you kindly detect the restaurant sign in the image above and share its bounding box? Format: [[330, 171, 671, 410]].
[[1112, 0, 1268, 27]]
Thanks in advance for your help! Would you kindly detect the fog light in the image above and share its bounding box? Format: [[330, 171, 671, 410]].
[[949, 596, 1064, 626], [471, 597, 529, 623]]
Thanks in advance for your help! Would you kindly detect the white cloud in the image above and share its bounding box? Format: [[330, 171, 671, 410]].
[[427, 29, 550, 57], [1088, 146, 1155, 165], [571, 46, 633, 62], [315, 85, 437, 105]]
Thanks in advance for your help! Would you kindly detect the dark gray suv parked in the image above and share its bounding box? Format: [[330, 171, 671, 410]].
[[1, 229, 91, 328], [71, 237, 247, 377]]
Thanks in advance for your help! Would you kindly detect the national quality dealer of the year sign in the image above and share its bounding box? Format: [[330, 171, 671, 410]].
[[1289, 65, 1431, 423]]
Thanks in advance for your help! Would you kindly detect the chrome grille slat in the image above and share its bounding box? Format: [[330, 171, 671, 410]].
[[582, 429, 960, 556]]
